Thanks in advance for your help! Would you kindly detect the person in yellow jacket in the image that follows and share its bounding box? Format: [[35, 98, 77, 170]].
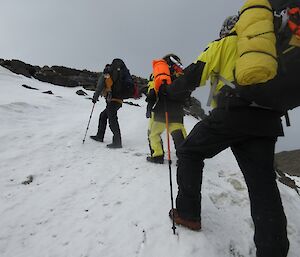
[[145, 54, 188, 164], [162, 16, 289, 257]]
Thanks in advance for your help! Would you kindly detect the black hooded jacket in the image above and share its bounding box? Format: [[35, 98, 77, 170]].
[[146, 73, 187, 123]]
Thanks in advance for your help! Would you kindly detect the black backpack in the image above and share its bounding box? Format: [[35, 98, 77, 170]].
[[232, 1, 300, 113], [110, 58, 135, 99]]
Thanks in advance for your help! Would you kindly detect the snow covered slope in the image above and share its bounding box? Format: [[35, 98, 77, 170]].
[[0, 66, 299, 257]]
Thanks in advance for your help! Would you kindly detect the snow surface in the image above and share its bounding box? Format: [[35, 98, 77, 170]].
[[0, 66, 299, 257]]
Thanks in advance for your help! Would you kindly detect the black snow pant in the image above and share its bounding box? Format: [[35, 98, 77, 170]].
[[97, 101, 122, 144], [176, 114, 289, 257]]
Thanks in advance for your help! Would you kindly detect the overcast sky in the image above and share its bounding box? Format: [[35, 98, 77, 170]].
[[0, 0, 244, 77], [0, 0, 299, 152]]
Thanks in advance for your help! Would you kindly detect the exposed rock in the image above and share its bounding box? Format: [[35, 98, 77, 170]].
[[184, 97, 207, 120], [42, 90, 53, 95], [136, 79, 148, 95], [123, 101, 141, 107], [275, 149, 300, 177], [22, 84, 38, 90], [76, 89, 88, 96], [0, 59, 37, 78], [34, 66, 92, 88], [275, 149, 300, 193], [0, 58, 148, 96]]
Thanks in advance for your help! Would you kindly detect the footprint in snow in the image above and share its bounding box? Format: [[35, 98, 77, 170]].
[[227, 178, 246, 191]]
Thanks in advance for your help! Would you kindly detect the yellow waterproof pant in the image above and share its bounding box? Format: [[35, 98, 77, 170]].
[[148, 115, 187, 157]]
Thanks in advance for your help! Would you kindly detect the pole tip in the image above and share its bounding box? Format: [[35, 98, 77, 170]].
[[172, 226, 176, 234]]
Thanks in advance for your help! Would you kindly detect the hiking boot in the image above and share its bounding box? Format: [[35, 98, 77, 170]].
[[90, 135, 103, 142], [169, 209, 201, 231], [106, 143, 122, 149], [146, 155, 164, 164]]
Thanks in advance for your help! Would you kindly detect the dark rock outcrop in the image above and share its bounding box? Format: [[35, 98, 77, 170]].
[[184, 97, 207, 120], [76, 89, 88, 96], [0, 58, 148, 96], [275, 150, 300, 177], [275, 150, 300, 193], [42, 90, 53, 95], [0, 59, 37, 78], [34, 65, 99, 89], [22, 84, 38, 90], [123, 101, 141, 107]]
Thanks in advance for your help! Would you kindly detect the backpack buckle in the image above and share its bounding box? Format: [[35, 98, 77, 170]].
[[274, 9, 289, 33]]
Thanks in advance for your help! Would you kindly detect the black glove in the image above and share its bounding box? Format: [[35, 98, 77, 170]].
[[158, 84, 168, 98], [146, 102, 154, 118], [106, 91, 112, 102], [92, 94, 98, 103], [183, 61, 205, 90], [146, 109, 151, 118]]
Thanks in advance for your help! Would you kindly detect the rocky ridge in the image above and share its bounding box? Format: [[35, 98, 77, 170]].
[[0, 58, 148, 93]]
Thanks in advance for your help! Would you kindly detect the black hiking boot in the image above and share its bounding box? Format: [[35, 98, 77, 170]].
[[90, 135, 104, 142], [169, 209, 201, 231], [106, 142, 122, 149], [146, 155, 164, 164]]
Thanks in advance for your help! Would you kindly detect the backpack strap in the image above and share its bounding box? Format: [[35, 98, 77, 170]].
[[206, 74, 237, 107], [217, 75, 235, 89], [206, 77, 219, 107], [217, 75, 276, 110], [274, 9, 289, 33], [240, 5, 273, 16]]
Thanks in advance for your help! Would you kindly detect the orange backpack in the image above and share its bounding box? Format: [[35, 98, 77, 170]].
[[152, 59, 171, 92]]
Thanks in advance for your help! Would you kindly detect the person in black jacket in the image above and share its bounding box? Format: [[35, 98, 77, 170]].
[[162, 16, 289, 257], [146, 54, 188, 164], [90, 62, 123, 149]]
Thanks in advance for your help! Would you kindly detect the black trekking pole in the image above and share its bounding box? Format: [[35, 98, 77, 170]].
[[162, 82, 176, 235], [82, 103, 95, 144]]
